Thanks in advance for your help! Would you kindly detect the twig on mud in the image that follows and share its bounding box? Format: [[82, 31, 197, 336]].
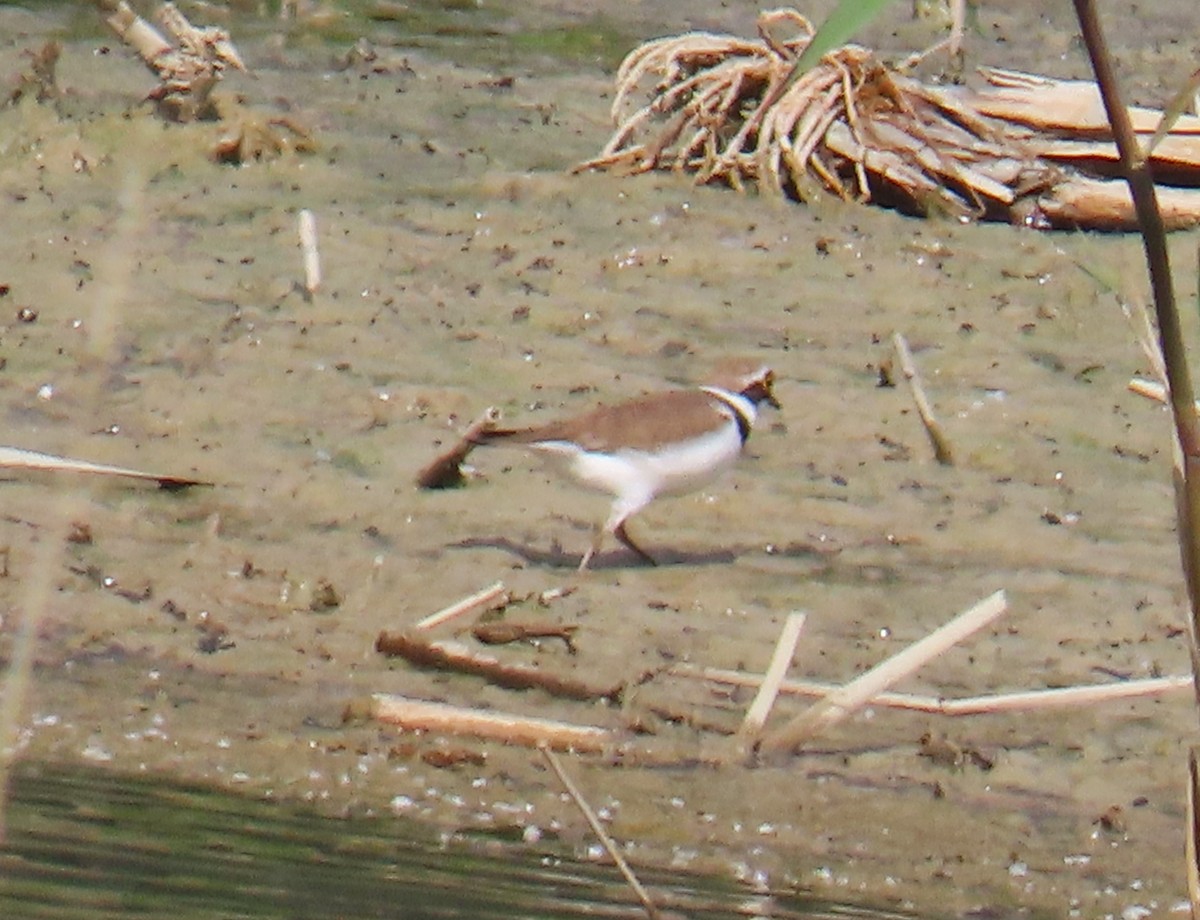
[[375, 631, 622, 702], [676, 664, 1190, 713], [893, 332, 954, 465], [472, 621, 579, 654], [369, 694, 613, 752], [540, 745, 663, 920], [416, 407, 501, 489], [757, 590, 1008, 759], [731, 612, 806, 759], [413, 581, 508, 631]]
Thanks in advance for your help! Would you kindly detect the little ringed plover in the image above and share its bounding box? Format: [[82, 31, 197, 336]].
[[472, 358, 780, 570]]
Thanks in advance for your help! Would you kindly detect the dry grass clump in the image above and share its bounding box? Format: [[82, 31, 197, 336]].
[[578, 7, 1200, 230], [577, 9, 1055, 223]]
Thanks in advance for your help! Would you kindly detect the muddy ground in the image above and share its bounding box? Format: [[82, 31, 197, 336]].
[[2, 1, 1200, 916]]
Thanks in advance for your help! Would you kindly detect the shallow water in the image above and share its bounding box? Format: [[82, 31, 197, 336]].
[[2, 762, 914, 919], [0, 1, 1198, 916]]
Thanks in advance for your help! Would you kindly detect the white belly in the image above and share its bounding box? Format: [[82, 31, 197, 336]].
[[533, 422, 744, 501]]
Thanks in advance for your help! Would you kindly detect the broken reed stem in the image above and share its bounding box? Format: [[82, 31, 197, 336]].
[[757, 590, 1007, 758], [298, 209, 320, 296], [414, 581, 507, 631], [893, 332, 954, 465], [733, 612, 806, 757], [1073, 0, 1200, 713], [371, 694, 613, 752], [676, 665, 1190, 713], [539, 745, 662, 920]]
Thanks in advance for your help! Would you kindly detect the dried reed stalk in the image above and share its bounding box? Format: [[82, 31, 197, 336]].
[[732, 612, 806, 757], [676, 664, 1190, 713], [757, 590, 1007, 758], [893, 332, 954, 465]]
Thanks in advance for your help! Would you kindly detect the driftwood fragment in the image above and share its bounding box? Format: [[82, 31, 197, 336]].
[[375, 630, 622, 702], [416, 407, 501, 489]]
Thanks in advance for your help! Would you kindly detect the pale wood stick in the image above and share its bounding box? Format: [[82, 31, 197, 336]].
[[758, 590, 1008, 757], [370, 694, 613, 752], [937, 675, 1192, 713], [539, 746, 662, 920], [0, 445, 207, 488], [893, 331, 954, 465], [676, 664, 1190, 713], [674, 664, 943, 711], [734, 612, 806, 748], [414, 581, 506, 631], [298, 209, 320, 295]]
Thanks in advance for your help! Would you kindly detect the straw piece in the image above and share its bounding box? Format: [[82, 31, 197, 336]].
[[414, 581, 507, 631], [369, 694, 612, 752], [893, 332, 954, 465], [758, 590, 1008, 757], [734, 612, 806, 751], [540, 746, 662, 920]]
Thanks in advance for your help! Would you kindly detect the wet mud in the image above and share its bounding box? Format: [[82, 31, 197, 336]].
[[1, 2, 1199, 915]]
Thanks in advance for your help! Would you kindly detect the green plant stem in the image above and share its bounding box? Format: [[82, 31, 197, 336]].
[[1073, 0, 1200, 707]]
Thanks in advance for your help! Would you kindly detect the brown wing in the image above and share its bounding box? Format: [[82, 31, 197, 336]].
[[487, 389, 732, 452]]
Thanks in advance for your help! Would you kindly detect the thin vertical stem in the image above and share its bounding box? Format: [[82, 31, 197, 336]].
[[1073, 0, 1200, 709]]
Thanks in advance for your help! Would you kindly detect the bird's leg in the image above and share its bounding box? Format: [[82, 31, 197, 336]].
[[614, 519, 657, 566], [578, 524, 605, 572]]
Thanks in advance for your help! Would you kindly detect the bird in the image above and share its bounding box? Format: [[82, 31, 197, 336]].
[[470, 358, 780, 570]]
